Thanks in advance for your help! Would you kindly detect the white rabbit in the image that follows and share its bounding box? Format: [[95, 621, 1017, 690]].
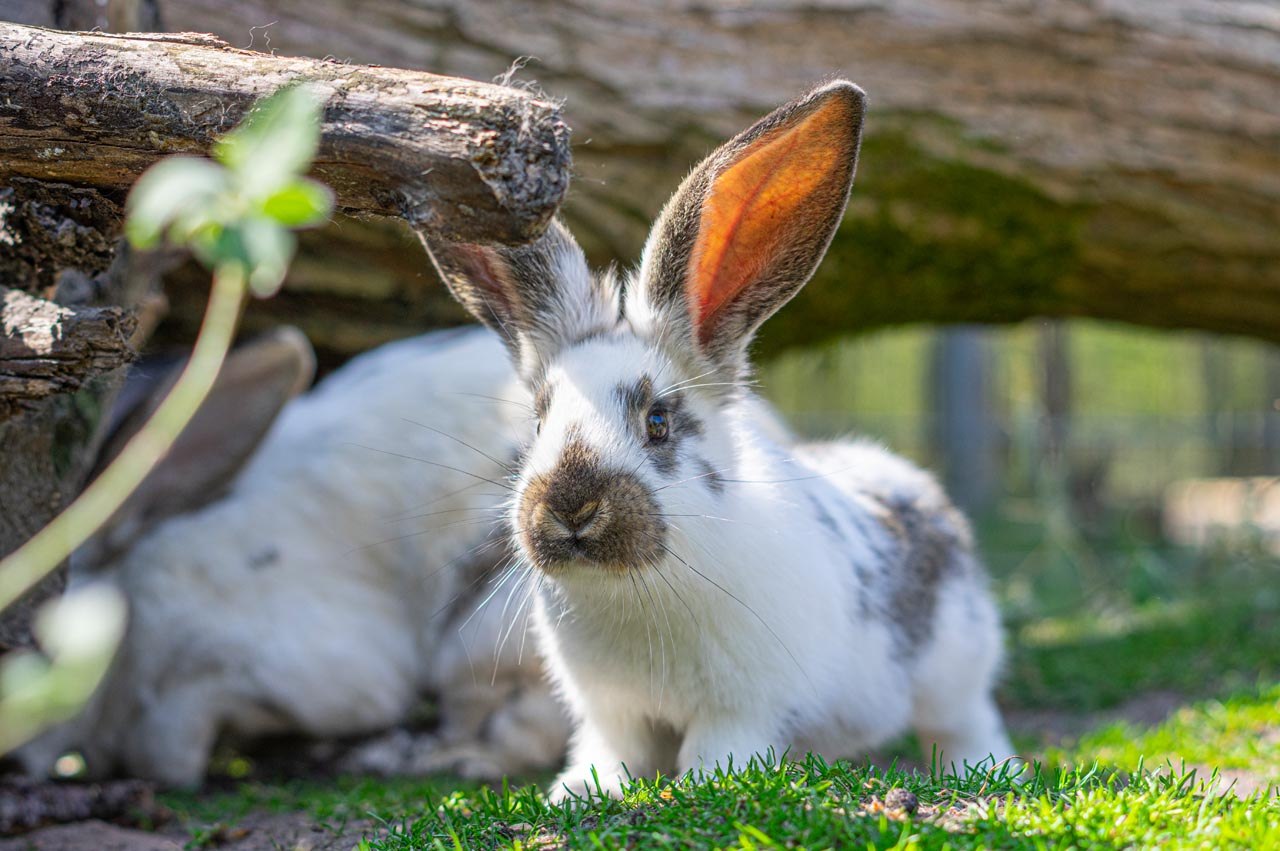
[[423, 80, 1016, 801], [17, 326, 569, 786]]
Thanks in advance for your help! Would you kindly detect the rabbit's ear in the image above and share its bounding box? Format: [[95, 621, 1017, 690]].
[[633, 81, 865, 377], [422, 219, 616, 380], [77, 327, 315, 571]]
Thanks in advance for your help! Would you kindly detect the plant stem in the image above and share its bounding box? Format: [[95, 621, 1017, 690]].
[[0, 263, 247, 614]]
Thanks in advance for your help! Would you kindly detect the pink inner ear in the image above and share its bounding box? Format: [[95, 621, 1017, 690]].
[[448, 243, 523, 326], [457, 245, 512, 302], [688, 99, 850, 347]]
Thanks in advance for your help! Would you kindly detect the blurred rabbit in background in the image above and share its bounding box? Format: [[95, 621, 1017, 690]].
[[17, 326, 568, 787]]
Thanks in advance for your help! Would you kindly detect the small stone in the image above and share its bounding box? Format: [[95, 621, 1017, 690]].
[[884, 788, 919, 814]]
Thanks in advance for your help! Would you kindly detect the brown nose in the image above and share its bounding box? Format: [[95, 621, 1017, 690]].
[[546, 500, 601, 536], [518, 437, 666, 572]]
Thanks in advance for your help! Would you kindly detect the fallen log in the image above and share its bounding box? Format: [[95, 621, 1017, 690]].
[[134, 0, 1280, 354], [0, 22, 572, 243]]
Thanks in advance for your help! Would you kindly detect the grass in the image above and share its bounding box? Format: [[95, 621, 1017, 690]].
[[1050, 684, 1280, 792], [162, 597, 1279, 849], [165, 753, 1278, 850], [1003, 595, 1278, 712], [157, 517, 1279, 850]]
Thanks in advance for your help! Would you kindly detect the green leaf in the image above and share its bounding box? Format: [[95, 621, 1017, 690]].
[[259, 178, 334, 228], [124, 157, 228, 249], [239, 218, 298, 297], [214, 84, 326, 194]]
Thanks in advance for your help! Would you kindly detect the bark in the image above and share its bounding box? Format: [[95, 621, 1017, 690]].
[[0, 22, 572, 243], [130, 0, 1280, 357], [0, 287, 136, 422], [0, 176, 144, 650]]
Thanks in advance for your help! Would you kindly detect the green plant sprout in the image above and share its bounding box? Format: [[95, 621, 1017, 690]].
[[0, 83, 334, 753], [0, 586, 125, 753]]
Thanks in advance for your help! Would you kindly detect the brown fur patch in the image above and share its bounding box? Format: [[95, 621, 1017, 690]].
[[518, 438, 666, 573]]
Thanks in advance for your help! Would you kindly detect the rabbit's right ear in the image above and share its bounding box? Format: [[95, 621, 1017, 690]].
[[629, 81, 865, 382], [421, 219, 617, 381]]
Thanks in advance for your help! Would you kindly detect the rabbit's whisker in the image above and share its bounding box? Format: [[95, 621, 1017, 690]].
[[493, 567, 541, 684], [627, 570, 656, 704], [457, 555, 525, 632], [426, 531, 526, 623], [344, 442, 517, 492], [426, 535, 509, 586], [646, 512, 735, 522], [717, 462, 859, 486], [517, 573, 544, 667], [658, 381, 740, 396], [635, 565, 671, 712], [399, 417, 520, 476], [655, 368, 716, 397], [496, 559, 534, 635], [342, 516, 506, 557], [652, 466, 733, 493], [651, 537, 815, 693], [386, 505, 508, 525], [382, 479, 494, 522], [441, 390, 534, 413], [646, 557, 700, 630]]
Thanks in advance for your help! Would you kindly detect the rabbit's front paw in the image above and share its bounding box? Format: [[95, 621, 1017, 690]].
[[547, 764, 632, 804]]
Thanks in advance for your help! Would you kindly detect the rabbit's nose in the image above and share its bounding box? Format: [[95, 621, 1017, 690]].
[[547, 500, 601, 536]]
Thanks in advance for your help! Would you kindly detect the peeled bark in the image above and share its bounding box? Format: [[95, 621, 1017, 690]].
[[135, 0, 1280, 355], [0, 288, 136, 422]]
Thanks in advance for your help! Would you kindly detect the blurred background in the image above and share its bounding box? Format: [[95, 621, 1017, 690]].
[[5, 0, 1278, 732]]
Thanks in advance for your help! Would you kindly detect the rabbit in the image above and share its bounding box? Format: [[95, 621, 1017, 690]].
[[421, 79, 1017, 801], [16, 325, 569, 786]]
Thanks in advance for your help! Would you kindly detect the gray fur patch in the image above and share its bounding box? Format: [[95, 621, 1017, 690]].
[[872, 493, 969, 655], [247, 547, 280, 571], [533, 381, 555, 422], [698, 459, 725, 495], [805, 488, 879, 620], [614, 375, 654, 424], [805, 491, 842, 539]]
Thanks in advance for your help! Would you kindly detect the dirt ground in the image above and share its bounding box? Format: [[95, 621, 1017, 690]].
[[0, 812, 376, 851]]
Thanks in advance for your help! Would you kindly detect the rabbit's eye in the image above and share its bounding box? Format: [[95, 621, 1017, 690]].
[[646, 408, 670, 443]]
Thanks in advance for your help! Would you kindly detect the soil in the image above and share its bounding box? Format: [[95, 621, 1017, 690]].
[[0, 813, 377, 851]]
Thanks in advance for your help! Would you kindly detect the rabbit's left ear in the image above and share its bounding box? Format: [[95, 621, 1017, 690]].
[[422, 219, 616, 381], [632, 81, 865, 377]]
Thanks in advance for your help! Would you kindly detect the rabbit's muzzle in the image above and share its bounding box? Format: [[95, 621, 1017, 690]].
[[517, 438, 666, 573]]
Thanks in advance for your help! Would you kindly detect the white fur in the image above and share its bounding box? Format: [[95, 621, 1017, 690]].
[[512, 326, 1015, 801], [20, 328, 570, 785]]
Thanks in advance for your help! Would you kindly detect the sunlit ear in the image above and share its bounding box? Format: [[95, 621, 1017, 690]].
[[421, 219, 615, 380], [633, 80, 865, 376]]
